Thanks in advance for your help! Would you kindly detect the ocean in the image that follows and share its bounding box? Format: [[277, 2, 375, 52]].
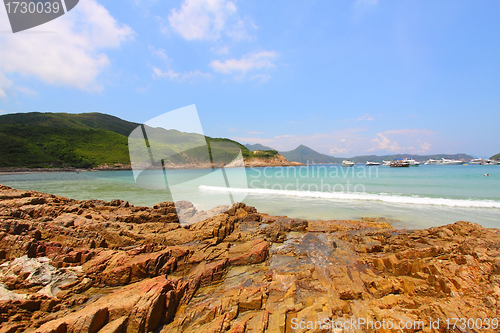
[[1, 164, 499, 229]]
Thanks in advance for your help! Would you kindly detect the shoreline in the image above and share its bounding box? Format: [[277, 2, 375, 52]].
[[0, 161, 306, 175]]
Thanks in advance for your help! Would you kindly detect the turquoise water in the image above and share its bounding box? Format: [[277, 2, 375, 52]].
[[0, 164, 499, 229]]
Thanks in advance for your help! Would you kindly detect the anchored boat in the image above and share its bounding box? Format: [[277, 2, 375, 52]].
[[402, 158, 420, 166], [341, 160, 355, 167], [390, 160, 410, 167]]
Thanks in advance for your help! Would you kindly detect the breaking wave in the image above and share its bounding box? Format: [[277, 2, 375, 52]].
[[199, 185, 500, 209]]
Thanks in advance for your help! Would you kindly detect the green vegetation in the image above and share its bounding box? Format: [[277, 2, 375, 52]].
[[205, 137, 250, 158], [0, 112, 139, 168], [0, 112, 274, 169], [0, 124, 130, 168], [250, 150, 279, 159], [491, 153, 500, 161], [0, 112, 139, 136]]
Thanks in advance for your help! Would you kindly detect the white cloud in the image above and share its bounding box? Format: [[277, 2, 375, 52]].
[[149, 45, 169, 61], [233, 129, 365, 153], [233, 127, 438, 156], [330, 147, 349, 155], [0, 0, 134, 93], [211, 45, 229, 55], [344, 113, 374, 122], [369, 133, 403, 153], [274, 134, 294, 139], [152, 67, 211, 81], [224, 16, 256, 41], [0, 72, 12, 98], [366, 129, 438, 154], [14, 86, 38, 96], [420, 142, 431, 151], [168, 0, 254, 41], [248, 131, 263, 135], [0, 110, 5, 115], [356, 114, 374, 121], [210, 51, 277, 75], [150, 46, 211, 81]]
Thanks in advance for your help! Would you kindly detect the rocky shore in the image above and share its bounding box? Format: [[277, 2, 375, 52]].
[[244, 153, 303, 168], [0, 154, 303, 174], [0, 185, 499, 332]]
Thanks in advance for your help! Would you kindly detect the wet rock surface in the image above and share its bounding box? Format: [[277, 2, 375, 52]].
[[0, 184, 499, 332]]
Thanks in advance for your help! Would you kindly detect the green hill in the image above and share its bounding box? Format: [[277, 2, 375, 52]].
[[0, 112, 479, 169], [0, 112, 138, 168], [245, 143, 275, 151], [280, 145, 343, 164], [491, 153, 500, 161], [0, 112, 256, 169], [0, 124, 130, 168], [0, 112, 139, 136]]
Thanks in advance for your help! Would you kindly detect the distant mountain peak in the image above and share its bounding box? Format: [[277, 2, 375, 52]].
[[281, 145, 341, 164]]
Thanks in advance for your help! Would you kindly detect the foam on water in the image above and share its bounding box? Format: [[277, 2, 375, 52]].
[[199, 185, 500, 209], [1, 166, 499, 229]]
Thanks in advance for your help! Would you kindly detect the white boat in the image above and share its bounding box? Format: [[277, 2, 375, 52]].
[[390, 160, 410, 167], [469, 158, 499, 165], [470, 158, 483, 164], [402, 158, 420, 166], [441, 158, 464, 165], [382, 160, 391, 166], [366, 161, 380, 166], [341, 160, 355, 167], [424, 159, 441, 165]]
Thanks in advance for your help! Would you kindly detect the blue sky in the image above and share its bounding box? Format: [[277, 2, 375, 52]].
[[0, 0, 499, 157]]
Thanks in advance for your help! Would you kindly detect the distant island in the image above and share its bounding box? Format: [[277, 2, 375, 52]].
[[279, 145, 475, 164]]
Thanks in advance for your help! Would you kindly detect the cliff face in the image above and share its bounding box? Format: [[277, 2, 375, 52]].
[[0, 185, 499, 332]]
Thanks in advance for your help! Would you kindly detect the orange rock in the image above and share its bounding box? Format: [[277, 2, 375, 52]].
[[229, 239, 268, 266], [37, 276, 180, 333]]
